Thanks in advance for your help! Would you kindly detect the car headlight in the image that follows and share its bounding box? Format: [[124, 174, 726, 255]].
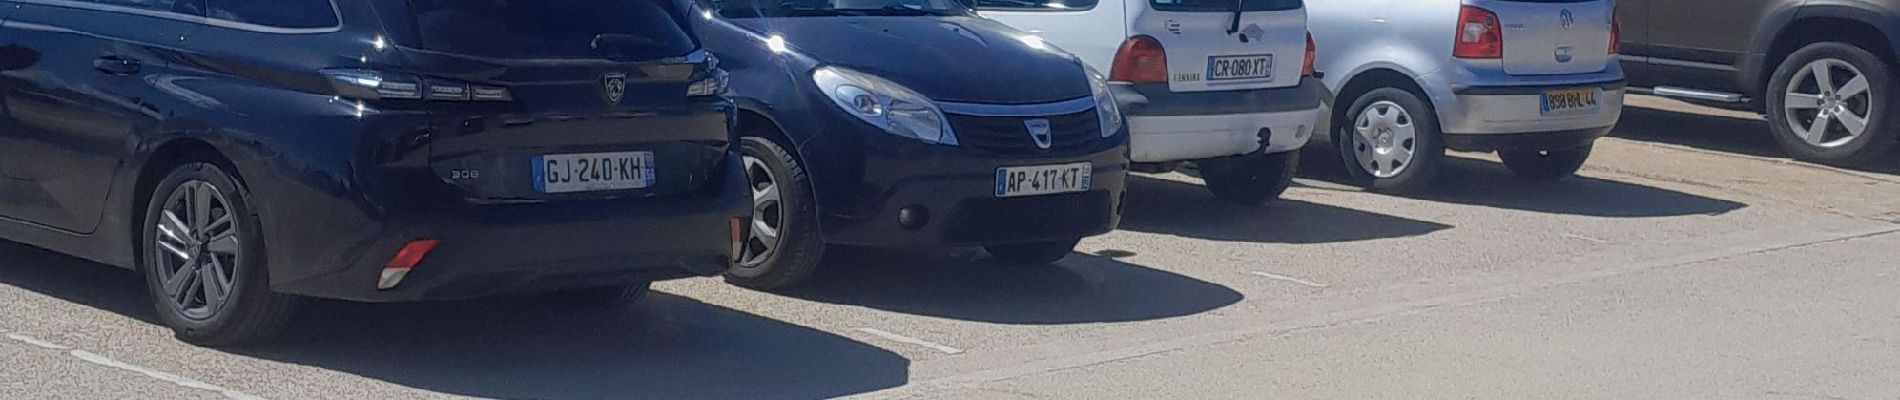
[[813, 66, 956, 145], [1087, 66, 1123, 138]]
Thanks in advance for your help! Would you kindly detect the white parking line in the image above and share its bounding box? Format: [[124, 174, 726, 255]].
[[69, 350, 266, 400], [1563, 233, 1614, 244], [6, 332, 71, 350], [857, 328, 965, 355], [1, 329, 264, 400], [1247, 271, 1330, 288]]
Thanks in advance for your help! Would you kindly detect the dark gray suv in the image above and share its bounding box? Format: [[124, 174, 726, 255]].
[[1619, 0, 1900, 166]]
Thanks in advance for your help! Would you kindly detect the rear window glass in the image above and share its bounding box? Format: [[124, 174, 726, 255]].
[[406, 0, 697, 60], [976, 0, 1099, 11], [207, 0, 340, 29], [1151, 0, 1300, 12]]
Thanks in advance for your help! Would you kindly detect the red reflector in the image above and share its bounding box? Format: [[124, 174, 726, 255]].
[[385, 240, 440, 270], [730, 217, 745, 262]]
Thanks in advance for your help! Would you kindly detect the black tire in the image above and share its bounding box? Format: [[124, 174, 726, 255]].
[[1198, 150, 1298, 206], [141, 161, 299, 346], [1338, 87, 1445, 194], [1765, 42, 1900, 166], [545, 281, 652, 306], [985, 238, 1081, 265], [1499, 144, 1593, 181], [724, 135, 826, 291]]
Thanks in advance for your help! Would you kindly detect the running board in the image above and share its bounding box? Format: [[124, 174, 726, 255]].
[[1639, 86, 1748, 103]]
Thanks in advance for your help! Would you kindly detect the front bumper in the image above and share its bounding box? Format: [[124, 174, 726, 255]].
[[1113, 78, 1326, 163], [803, 120, 1129, 247], [259, 155, 751, 303]]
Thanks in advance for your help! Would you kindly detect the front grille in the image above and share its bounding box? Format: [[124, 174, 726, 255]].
[[948, 109, 1103, 156]]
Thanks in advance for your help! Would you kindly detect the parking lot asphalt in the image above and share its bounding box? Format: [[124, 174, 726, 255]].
[[3, 95, 1898, 400]]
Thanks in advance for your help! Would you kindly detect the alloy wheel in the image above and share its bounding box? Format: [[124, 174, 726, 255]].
[[152, 180, 240, 321], [739, 155, 784, 267], [1353, 101, 1418, 178], [1783, 58, 1874, 148]]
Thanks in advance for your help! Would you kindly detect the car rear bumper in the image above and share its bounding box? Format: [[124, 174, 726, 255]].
[[1113, 78, 1325, 162], [256, 153, 750, 303], [1443, 126, 1613, 152], [1439, 83, 1627, 135]]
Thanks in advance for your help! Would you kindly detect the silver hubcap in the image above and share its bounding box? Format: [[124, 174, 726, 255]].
[[739, 156, 783, 267], [153, 181, 239, 321], [1353, 101, 1418, 179], [1784, 58, 1873, 148]]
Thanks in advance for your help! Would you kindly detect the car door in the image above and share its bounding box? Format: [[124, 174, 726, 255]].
[[1644, 0, 1774, 65], [0, 0, 195, 233], [978, 0, 1127, 73]]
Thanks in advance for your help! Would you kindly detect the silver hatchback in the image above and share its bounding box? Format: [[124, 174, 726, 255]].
[[1309, 0, 1624, 192]]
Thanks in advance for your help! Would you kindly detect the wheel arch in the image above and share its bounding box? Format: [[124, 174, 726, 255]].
[[1753, 3, 1900, 100], [126, 137, 249, 272], [1330, 67, 1433, 143]]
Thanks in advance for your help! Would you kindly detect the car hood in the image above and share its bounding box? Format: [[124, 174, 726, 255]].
[[730, 16, 1091, 104]]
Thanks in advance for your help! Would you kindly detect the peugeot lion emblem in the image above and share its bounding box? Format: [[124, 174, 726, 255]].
[[602, 73, 627, 104], [1560, 9, 1575, 30], [1024, 119, 1053, 150]]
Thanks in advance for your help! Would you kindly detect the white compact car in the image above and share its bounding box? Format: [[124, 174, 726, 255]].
[[982, 0, 1326, 205], [1309, 0, 1625, 193]]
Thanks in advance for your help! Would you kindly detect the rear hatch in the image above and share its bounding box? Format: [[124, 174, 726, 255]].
[[1134, 0, 1307, 92], [392, 0, 729, 202], [1468, 0, 1614, 75]]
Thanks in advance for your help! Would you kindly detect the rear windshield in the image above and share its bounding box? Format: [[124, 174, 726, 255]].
[[1150, 0, 1300, 12], [406, 0, 697, 60]]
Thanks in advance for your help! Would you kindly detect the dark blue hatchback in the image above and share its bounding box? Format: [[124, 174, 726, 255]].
[[695, 0, 1130, 290]]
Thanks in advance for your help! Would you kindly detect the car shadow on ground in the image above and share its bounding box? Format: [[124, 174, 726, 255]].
[[0, 240, 909, 400], [780, 248, 1242, 325], [1293, 145, 1749, 218], [1118, 175, 1453, 243], [1611, 103, 1900, 175]]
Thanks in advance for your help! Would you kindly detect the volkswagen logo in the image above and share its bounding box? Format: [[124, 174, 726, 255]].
[[1560, 9, 1575, 30], [1024, 119, 1053, 150], [602, 73, 627, 105]]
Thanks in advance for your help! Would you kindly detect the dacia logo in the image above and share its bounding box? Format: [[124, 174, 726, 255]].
[[1560, 9, 1574, 30], [1024, 119, 1053, 149]]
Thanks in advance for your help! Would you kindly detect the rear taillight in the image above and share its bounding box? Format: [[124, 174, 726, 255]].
[[1609, 11, 1621, 55], [1453, 6, 1503, 59], [322, 69, 512, 102], [1110, 35, 1168, 84], [1302, 33, 1318, 77]]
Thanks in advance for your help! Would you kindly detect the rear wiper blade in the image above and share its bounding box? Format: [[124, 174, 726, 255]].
[[1227, 0, 1244, 35]]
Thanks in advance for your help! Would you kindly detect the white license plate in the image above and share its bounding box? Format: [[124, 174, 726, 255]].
[[1207, 54, 1273, 81], [1540, 87, 1601, 115], [995, 162, 1092, 198], [533, 151, 655, 194]]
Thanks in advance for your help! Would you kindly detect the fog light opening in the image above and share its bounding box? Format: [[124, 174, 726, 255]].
[[897, 206, 930, 230], [377, 239, 439, 290]]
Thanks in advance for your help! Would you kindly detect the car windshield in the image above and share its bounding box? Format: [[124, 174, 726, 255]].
[[715, 0, 971, 18], [406, 0, 698, 60]]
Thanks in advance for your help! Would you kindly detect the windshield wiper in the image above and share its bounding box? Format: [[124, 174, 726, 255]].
[[832, 5, 948, 15]]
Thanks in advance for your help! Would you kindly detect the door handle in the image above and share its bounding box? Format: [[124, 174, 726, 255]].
[[93, 56, 141, 75]]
